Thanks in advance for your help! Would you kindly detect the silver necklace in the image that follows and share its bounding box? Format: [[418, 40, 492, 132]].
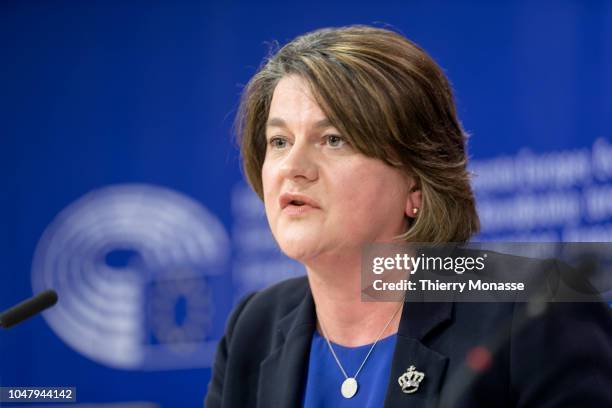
[[317, 302, 404, 399]]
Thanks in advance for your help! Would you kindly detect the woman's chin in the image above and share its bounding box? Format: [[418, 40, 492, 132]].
[[277, 239, 323, 263]]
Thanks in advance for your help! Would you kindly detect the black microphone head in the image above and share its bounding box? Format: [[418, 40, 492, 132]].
[[0, 289, 58, 329]]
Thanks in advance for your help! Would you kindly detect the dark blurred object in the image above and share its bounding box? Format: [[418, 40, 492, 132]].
[[0, 289, 58, 329]]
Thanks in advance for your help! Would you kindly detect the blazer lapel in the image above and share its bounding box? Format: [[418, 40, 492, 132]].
[[256, 287, 453, 408], [383, 301, 453, 408], [257, 289, 316, 408]]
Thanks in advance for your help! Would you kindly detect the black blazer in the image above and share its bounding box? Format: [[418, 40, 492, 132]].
[[205, 260, 612, 407]]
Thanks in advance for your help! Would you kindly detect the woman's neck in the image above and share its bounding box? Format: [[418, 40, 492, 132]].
[[305, 255, 404, 347]]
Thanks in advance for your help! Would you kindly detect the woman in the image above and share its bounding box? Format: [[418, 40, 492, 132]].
[[205, 26, 612, 407]]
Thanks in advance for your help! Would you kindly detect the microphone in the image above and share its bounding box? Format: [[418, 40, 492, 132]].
[[0, 289, 58, 329]]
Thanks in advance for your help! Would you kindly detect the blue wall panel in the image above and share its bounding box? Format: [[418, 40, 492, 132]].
[[1, 1, 611, 406]]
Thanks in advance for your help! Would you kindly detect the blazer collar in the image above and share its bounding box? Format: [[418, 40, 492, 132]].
[[257, 280, 454, 408], [383, 301, 453, 408], [257, 285, 316, 408], [277, 285, 317, 341], [398, 301, 453, 341]]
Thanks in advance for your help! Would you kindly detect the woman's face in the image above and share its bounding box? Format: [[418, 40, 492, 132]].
[[262, 75, 420, 264]]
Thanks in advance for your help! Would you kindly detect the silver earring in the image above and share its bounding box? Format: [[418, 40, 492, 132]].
[[412, 207, 419, 215]]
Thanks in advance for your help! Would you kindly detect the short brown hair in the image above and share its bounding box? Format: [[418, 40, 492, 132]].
[[236, 25, 479, 243]]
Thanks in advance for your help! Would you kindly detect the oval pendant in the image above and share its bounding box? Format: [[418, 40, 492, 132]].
[[341, 377, 358, 398]]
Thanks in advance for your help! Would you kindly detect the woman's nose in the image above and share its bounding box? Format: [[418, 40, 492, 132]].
[[278, 142, 318, 182]]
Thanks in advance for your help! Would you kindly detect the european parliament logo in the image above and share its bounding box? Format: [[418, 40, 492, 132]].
[[31, 184, 229, 370]]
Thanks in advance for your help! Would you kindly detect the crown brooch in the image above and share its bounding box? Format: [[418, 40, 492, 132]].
[[398, 365, 425, 394]]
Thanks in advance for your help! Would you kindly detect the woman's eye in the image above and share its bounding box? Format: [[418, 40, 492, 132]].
[[268, 137, 287, 149], [325, 135, 346, 148]]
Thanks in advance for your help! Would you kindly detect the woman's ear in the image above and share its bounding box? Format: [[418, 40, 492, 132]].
[[405, 178, 422, 219]]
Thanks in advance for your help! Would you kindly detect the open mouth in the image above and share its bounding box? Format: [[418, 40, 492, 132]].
[[279, 193, 319, 212]]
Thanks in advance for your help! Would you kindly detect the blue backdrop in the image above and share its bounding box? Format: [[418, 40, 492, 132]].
[[1, 1, 611, 407]]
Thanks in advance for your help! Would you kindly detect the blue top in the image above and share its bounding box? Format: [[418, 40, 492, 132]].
[[302, 331, 397, 408]]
